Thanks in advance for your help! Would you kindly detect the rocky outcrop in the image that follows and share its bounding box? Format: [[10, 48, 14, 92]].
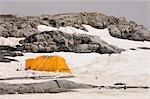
[[0, 80, 94, 94], [20, 30, 124, 54], [0, 12, 150, 41], [107, 19, 150, 41]]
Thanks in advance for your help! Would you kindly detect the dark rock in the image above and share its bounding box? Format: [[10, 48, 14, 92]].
[[21, 30, 124, 54], [0, 50, 23, 57], [114, 83, 126, 85], [0, 55, 11, 62], [0, 45, 23, 62], [0, 54, 17, 62], [138, 47, 150, 50], [0, 46, 13, 50], [130, 48, 136, 50]]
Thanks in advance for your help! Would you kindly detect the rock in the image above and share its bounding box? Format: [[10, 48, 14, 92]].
[[132, 25, 150, 41], [0, 45, 23, 62], [21, 30, 124, 54], [0, 53, 17, 62], [0, 26, 8, 37], [0, 54, 4, 61], [0, 12, 150, 41], [2, 51, 23, 57], [0, 15, 40, 37], [130, 48, 136, 50], [114, 83, 126, 85], [0, 46, 23, 57], [75, 44, 99, 53], [138, 47, 150, 50], [0, 80, 94, 94], [108, 25, 122, 38]]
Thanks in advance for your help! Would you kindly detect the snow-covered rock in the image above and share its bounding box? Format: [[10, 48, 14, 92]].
[[83, 25, 150, 50], [37, 24, 150, 50]]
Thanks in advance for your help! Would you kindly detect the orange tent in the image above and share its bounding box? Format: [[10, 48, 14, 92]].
[[25, 55, 71, 73]]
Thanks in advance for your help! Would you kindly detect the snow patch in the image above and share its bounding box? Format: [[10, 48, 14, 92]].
[[37, 25, 58, 32], [0, 37, 24, 47]]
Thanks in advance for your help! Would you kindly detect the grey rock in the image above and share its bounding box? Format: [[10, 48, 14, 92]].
[[0, 80, 94, 94], [1, 12, 150, 41], [0, 15, 40, 37], [108, 25, 122, 38], [1, 50, 23, 57], [21, 30, 124, 54], [0, 26, 8, 37], [0, 54, 4, 60], [75, 44, 99, 53]]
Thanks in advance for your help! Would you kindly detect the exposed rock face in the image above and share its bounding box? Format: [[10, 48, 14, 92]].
[[21, 30, 124, 54], [0, 80, 94, 94], [0, 12, 150, 41]]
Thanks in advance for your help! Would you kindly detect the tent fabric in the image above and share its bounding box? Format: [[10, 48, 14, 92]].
[[25, 55, 71, 73]]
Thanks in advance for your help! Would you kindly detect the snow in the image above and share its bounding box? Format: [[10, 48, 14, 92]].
[[37, 25, 58, 32], [0, 51, 150, 86], [0, 37, 24, 47], [0, 89, 149, 99]]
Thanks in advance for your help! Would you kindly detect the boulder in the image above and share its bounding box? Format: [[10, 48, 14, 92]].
[[21, 30, 124, 54]]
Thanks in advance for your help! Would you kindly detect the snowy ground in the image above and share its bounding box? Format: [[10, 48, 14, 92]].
[[0, 25, 150, 98], [0, 89, 150, 99], [0, 50, 150, 86]]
